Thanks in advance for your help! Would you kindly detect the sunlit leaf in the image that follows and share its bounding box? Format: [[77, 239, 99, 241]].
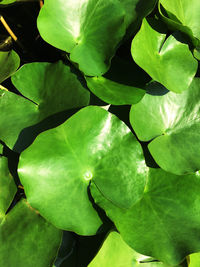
[[91, 168, 200, 265], [18, 106, 147, 235], [131, 18, 197, 93], [130, 79, 200, 174]]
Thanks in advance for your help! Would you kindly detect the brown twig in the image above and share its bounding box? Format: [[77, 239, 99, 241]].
[[18, 185, 24, 190], [0, 16, 17, 42], [39, 0, 44, 8]]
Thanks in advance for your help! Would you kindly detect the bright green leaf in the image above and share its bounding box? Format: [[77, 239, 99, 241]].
[[0, 50, 20, 83], [131, 18, 197, 93], [0, 60, 89, 151], [189, 252, 200, 267], [0, 156, 17, 219], [159, 0, 200, 46], [0, 199, 62, 267], [18, 106, 147, 235], [37, 0, 126, 76], [86, 77, 145, 105], [91, 168, 200, 265], [85, 56, 147, 105], [37, 0, 157, 76], [89, 231, 176, 267], [130, 79, 200, 175]]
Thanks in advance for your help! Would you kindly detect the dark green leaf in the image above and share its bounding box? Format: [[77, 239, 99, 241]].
[[0, 51, 20, 83], [0, 199, 62, 267], [0, 156, 17, 219]]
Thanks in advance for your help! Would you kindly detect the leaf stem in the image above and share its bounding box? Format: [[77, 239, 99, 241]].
[[39, 0, 43, 8], [0, 16, 17, 42], [0, 85, 8, 91]]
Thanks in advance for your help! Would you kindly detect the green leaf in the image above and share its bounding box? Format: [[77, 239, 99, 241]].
[[37, 0, 157, 76], [130, 79, 200, 175], [0, 199, 62, 267], [85, 56, 147, 105], [86, 77, 145, 105], [0, 60, 89, 151], [18, 106, 147, 235], [131, 18, 197, 93], [189, 252, 200, 267], [89, 231, 176, 267], [119, 0, 157, 32], [159, 0, 200, 46], [91, 168, 200, 265], [0, 156, 17, 219], [0, 51, 20, 83], [37, 0, 126, 76]]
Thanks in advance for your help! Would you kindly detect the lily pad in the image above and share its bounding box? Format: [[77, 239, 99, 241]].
[[0, 60, 89, 151], [0, 156, 17, 219], [159, 0, 200, 47], [0, 199, 62, 267], [131, 18, 197, 93], [130, 79, 200, 175], [18, 106, 147, 235], [0, 50, 20, 83], [89, 231, 177, 267], [37, 0, 157, 76], [85, 56, 148, 105], [91, 168, 200, 265], [37, 0, 126, 76]]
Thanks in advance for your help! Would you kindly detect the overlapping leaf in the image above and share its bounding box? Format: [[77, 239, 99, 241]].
[[37, 0, 157, 76], [0, 50, 20, 83], [89, 231, 177, 267], [159, 0, 200, 47], [85, 56, 148, 105], [91, 168, 200, 265], [131, 18, 197, 93], [189, 253, 200, 267], [0, 156, 16, 219], [130, 79, 200, 174], [18, 106, 147, 235], [0, 199, 62, 266], [0, 60, 89, 151]]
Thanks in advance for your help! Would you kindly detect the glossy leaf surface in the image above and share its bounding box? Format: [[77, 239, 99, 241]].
[[37, 0, 158, 76], [85, 55, 149, 105], [0, 199, 62, 267], [91, 168, 200, 265], [37, 0, 126, 76], [159, 0, 200, 46], [0, 61, 89, 150], [86, 76, 145, 105], [131, 18, 197, 93], [18, 106, 147, 235], [0, 51, 20, 83], [89, 231, 176, 267], [130, 79, 200, 174], [0, 156, 16, 218]]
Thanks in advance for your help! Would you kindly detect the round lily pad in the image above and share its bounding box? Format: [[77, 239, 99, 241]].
[[18, 106, 147, 235]]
